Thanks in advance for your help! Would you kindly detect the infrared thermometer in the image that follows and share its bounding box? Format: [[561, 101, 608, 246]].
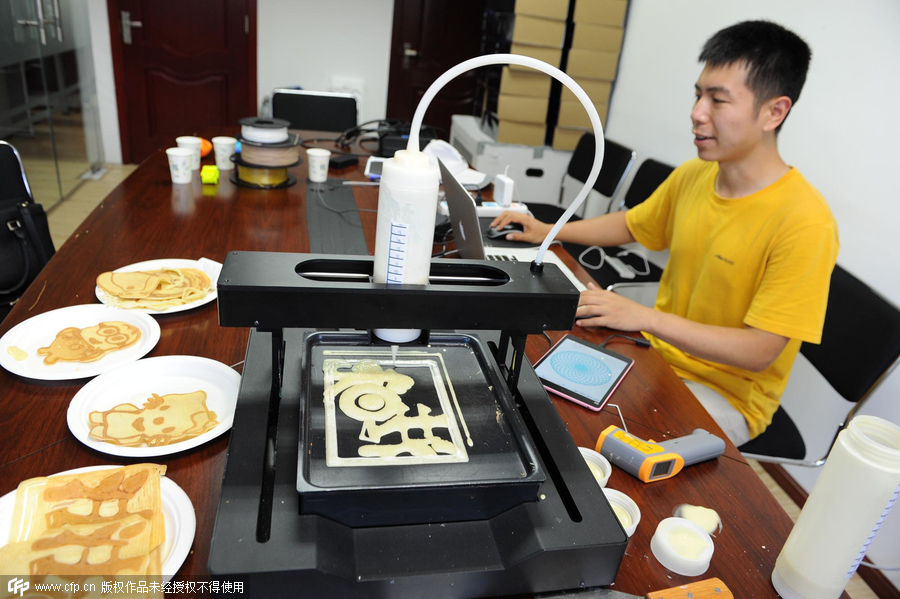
[[595, 425, 725, 483]]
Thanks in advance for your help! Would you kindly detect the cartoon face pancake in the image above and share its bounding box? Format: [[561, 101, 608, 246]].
[[36, 321, 142, 365], [89, 390, 219, 447], [97, 267, 212, 311]]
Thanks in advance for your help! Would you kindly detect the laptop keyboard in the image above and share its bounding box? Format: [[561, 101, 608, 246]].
[[487, 254, 517, 262]]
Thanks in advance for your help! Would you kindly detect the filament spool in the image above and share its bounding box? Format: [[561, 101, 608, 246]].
[[239, 117, 290, 144], [238, 133, 301, 167]]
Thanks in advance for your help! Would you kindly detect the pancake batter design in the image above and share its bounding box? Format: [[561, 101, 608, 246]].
[[0, 464, 166, 582], [89, 390, 219, 447], [322, 353, 470, 467], [36, 321, 142, 365]]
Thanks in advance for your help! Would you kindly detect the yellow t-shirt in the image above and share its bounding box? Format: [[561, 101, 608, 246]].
[[625, 158, 839, 438]]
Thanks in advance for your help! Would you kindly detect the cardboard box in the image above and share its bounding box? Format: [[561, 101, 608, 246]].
[[450, 115, 573, 207], [500, 67, 552, 98], [566, 48, 619, 80], [573, 0, 627, 26], [497, 120, 547, 146], [498, 95, 550, 124], [512, 15, 567, 48], [557, 99, 608, 129], [509, 43, 562, 70], [553, 126, 589, 151], [571, 23, 624, 52], [515, 0, 570, 21], [561, 78, 612, 104]]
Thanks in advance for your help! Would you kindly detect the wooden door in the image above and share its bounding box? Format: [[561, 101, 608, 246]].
[[386, 0, 486, 137], [108, 0, 256, 163]]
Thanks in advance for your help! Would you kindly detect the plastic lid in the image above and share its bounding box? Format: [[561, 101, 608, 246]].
[[650, 517, 714, 576], [579, 447, 611, 488], [602, 487, 640, 537], [381, 150, 440, 191]]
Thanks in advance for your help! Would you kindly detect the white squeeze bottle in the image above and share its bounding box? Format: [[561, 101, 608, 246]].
[[372, 149, 439, 343], [772, 415, 900, 599]]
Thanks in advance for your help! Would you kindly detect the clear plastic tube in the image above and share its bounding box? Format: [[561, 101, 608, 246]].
[[407, 54, 605, 266]]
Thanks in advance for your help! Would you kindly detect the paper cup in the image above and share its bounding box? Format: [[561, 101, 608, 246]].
[[307, 148, 331, 183], [176, 136, 202, 170], [212, 136, 237, 171], [166, 148, 193, 184]]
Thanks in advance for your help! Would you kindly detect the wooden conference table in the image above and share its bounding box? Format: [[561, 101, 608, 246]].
[[0, 134, 800, 597]]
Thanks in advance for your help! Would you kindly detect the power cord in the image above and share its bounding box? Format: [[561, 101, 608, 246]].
[[579, 246, 651, 276], [600, 334, 651, 349]]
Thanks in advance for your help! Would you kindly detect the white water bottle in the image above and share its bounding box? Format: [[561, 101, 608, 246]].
[[772, 415, 900, 599], [372, 149, 439, 343]]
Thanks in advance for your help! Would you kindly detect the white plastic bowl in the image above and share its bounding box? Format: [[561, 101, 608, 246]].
[[602, 487, 640, 537], [650, 517, 715, 576], [579, 446, 612, 488]]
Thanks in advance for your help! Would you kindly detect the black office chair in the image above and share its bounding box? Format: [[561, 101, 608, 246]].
[[739, 265, 900, 465], [540, 156, 674, 292], [1, 140, 56, 323], [271, 89, 358, 132]]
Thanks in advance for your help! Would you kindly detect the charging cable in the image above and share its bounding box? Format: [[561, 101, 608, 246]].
[[600, 334, 651, 349], [578, 246, 651, 277]]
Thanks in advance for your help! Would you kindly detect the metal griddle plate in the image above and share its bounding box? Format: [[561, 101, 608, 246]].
[[297, 331, 545, 526]]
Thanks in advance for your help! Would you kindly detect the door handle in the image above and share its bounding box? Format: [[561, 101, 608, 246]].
[[121, 10, 143, 45], [402, 42, 419, 70]]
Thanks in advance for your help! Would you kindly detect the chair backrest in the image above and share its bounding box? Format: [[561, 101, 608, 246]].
[[621, 158, 674, 210], [800, 264, 900, 404], [0, 141, 34, 207], [566, 133, 635, 202], [271, 89, 358, 133]]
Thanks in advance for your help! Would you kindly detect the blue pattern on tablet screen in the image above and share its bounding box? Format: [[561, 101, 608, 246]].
[[549, 351, 612, 386]]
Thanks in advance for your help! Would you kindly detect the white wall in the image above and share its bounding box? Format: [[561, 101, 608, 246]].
[[89, 0, 395, 164], [607, 0, 900, 583], [257, 0, 394, 124]]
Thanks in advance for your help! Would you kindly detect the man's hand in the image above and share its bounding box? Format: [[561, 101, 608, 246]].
[[488, 211, 552, 244], [576, 282, 653, 331]]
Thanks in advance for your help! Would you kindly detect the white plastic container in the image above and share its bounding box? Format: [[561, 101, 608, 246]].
[[579, 446, 611, 487], [650, 517, 714, 576], [772, 415, 900, 599], [602, 487, 640, 537], [372, 149, 440, 343]]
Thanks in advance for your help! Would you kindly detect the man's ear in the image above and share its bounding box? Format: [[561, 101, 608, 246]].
[[762, 95, 793, 132]]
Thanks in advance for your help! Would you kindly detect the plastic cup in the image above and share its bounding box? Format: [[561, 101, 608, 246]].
[[212, 136, 236, 171], [307, 148, 331, 183], [166, 147, 193, 184], [176, 136, 202, 170]]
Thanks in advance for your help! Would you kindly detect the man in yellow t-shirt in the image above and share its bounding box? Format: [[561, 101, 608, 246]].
[[491, 21, 839, 444]]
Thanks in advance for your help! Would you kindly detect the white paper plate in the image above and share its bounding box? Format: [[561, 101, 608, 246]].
[[0, 465, 195, 581], [67, 356, 241, 457], [94, 258, 223, 315], [0, 304, 161, 381]]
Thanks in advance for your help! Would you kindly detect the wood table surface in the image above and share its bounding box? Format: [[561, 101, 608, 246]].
[[0, 133, 802, 598]]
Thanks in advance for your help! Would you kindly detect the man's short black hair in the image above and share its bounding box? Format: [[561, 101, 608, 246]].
[[700, 21, 811, 132]]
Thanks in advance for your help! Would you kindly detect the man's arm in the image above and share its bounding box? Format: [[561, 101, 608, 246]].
[[577, 285, 789, 372], [489, 210, 636, 246]]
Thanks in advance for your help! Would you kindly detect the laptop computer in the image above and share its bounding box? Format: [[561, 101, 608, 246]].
[[438, 158, 587, 292]]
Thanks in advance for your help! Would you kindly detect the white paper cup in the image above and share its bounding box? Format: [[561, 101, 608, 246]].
[[212, 136, 236, 171], [176, 136, 202, 170], [166, 147, 193, 184], [307, 148, 331, 183]]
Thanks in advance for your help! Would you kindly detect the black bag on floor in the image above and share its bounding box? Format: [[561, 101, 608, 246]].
[[1, 198, 55, 322]]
